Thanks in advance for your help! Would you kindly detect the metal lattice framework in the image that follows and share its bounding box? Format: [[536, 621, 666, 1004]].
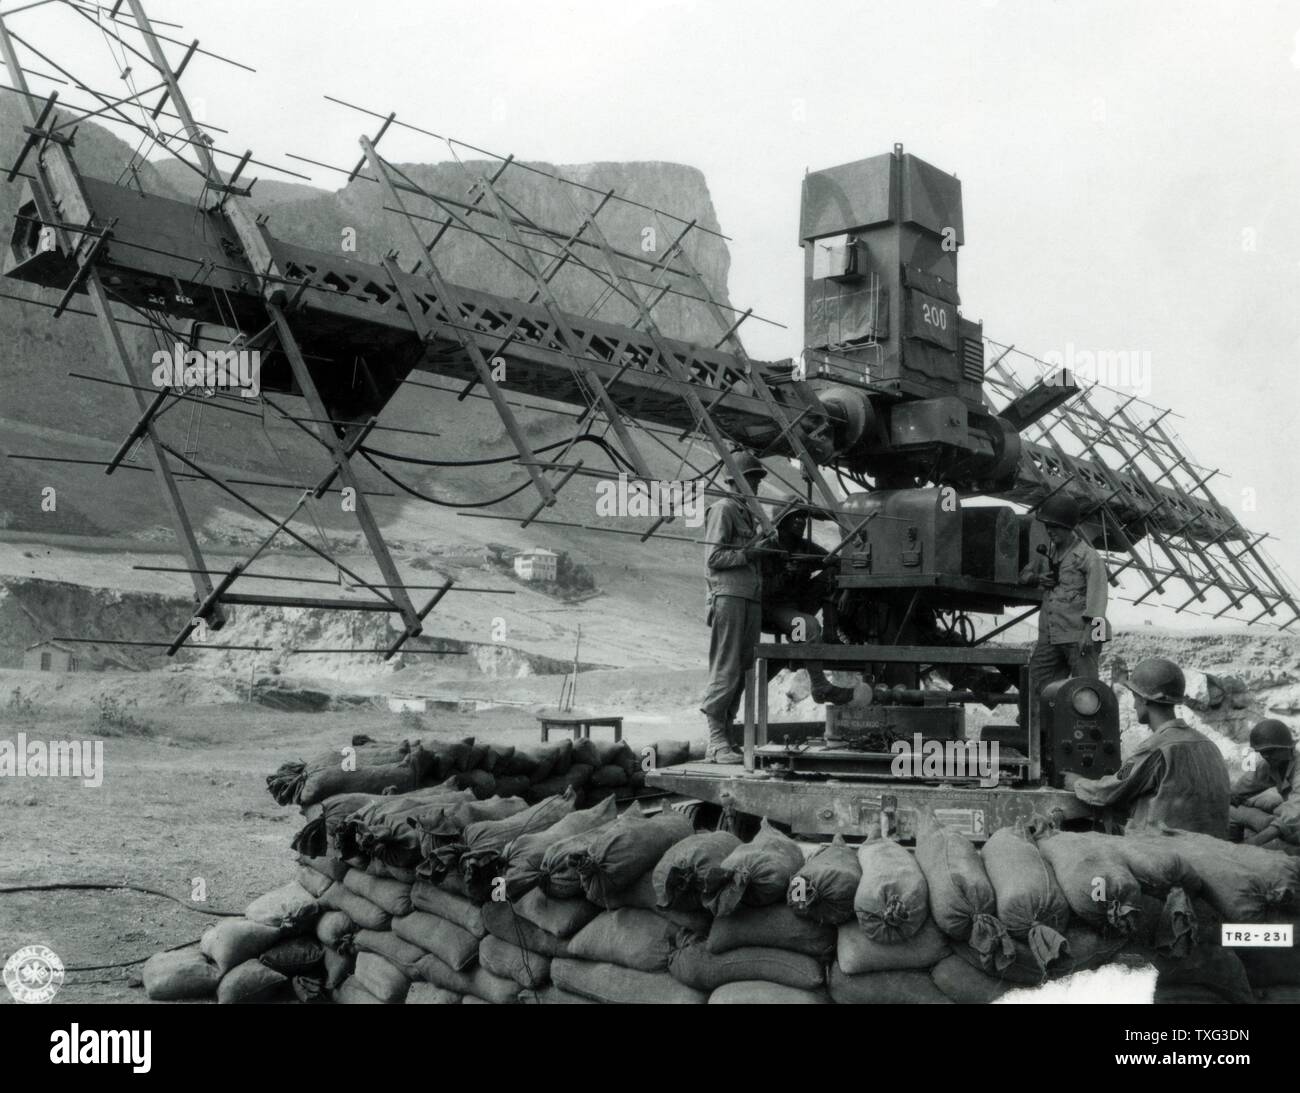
[[0, 0, 1296, 667]]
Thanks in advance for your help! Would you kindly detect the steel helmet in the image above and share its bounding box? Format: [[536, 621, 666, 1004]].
[[1036, 493, 1081, 529], [1249, 718, 1294, 751], [1118, 657, 1185, 705], [724, 451, 766, 483]]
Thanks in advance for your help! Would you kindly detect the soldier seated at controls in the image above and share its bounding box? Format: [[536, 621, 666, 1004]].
[[758, 508, 854, 706], [1230, 718, 1300, 850]]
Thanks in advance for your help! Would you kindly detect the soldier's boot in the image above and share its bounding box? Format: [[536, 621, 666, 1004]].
[[808, 665, 855, 706], [705, 716, 743, 764]]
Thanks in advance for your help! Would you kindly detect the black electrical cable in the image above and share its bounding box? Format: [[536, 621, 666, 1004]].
[[0, 881, 241, 973], [361, 432, 635, 471], [360, 451, 535, 508]]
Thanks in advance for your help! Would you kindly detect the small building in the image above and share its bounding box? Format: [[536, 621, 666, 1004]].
[[22, 640, 79, 673], [513, 548, 558, 582]]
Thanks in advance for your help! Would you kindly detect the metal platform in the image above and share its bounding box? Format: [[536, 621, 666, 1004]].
[[644, 762, 1089, 841]]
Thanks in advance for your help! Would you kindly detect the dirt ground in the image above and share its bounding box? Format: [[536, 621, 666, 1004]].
[[0, 699, 685, 1005]]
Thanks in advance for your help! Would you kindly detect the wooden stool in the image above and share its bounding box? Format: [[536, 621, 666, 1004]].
[[537, 714, 623, 742]]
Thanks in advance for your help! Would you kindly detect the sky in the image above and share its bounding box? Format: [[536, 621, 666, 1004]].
[[7, 0, 1300, 633]]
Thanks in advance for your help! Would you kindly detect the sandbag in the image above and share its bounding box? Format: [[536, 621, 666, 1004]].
[[300, 743, 428, 807], [669, 941, 825, 992], [1159, 829, 1300, 922], [407, 982, 462, 1004], [837, 918, 950, 975], [914, 809, 1012, 972], [537, 803, 623, 899], [322, 946, 352, 989], [597, 871, 714, 934], [853, 831, 929, 944], [200, 918, 283, 975], [420, 736, 478, 780], [827, 963, 953, 1005], [707, 903, 834, 961], [540, 738, 574, 777], [366, 859, 418, 884], [520, 984, 598, 1004], [351, 928, 426, 977], [501, 744, 554, 782], [704, 819, 805, 917], [479, 934, 551, 988], [217, 959, 288, 1004], [525, 764, 592, 804], [410, 879, 486, 938], [648, 739, 690, 769], [1143, 943, 1254, 1005], [569, 909, 686, 972], [590, 765, 629, 788], [258, 937, 325, 979], [503, 795, 618, 899], [393, 912, 479, 971], [788, 835, 861, 926], [319, 883, 391, 930], [245, 881, 320, 932], [315, 908, 356, 951], [981, 824, 1070, 974], [297, 853, 349, 882], [292, 791, 391, 859], [1034, 829, 1143, 935], [482, 899, 574, 958], [579, 807, 694, 904], [333, 976, 383, 1004], [1233, 914, 1300, 986], [653, 831, 741, 911], [552, 957, 708, 1004], [353, 951, 410, 1003], [267, 739, 412, 805], [341, 782, 472, 865], [573, 737, 636, 773], [457, 770, 497, 799], [1129, 892, 1199, 960], [414, 796, 533, 880], [930, 953, 1009, 1004], [708, 981, 830, 1004], [453, 790, 578, 900], [414, 951, 519, 1004], [142, 948, 220, 1001], [342, 869, 414, 917], [296, 865, 335, 899], [511, 888, 602, 940]]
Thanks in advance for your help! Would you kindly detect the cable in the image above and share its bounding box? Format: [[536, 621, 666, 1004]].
[[360, 451, 534, 508], [0, 881, 240, 972], [360, 432, 633, 472]]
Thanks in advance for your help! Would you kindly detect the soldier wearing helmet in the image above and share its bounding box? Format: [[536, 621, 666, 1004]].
[[1063, 657, 1231, 837], [758, 507, 855, 707], [1019, 492, 1109, 705], [698, 451, 776, 764], [1229, 718, 1299, 848]]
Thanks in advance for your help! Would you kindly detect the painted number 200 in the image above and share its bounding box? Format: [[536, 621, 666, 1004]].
[[921, 302, 948, 330]]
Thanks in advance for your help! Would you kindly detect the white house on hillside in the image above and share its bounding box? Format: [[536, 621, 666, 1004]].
[[514, 548, 558, 582]]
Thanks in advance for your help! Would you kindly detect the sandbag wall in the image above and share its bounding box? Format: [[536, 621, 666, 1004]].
[[142, 742, 1300, 1003]]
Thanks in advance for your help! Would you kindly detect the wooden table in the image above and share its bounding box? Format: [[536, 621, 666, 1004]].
[[537, 714, 623, 742]]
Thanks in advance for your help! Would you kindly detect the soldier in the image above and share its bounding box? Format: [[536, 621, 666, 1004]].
[[1063, 657, 1231, 837], [1019, 493, 1108, 703], [760, 508, 854, 706], [1230, 718, 1300, 848], [699, 452, 772, 764]]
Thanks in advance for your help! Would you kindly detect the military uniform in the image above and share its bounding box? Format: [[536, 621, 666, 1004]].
[[1072, 718, 1231, 838], [1231, 751, 1300, 844], [699, 495, 762, 727], [1022, 532, 1108, 701]]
